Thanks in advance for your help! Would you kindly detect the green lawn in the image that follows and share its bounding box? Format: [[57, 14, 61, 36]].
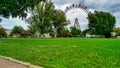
[[0, 38, 120, 68]]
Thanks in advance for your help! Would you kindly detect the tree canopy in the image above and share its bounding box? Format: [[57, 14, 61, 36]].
[[10, 26, 24, 36], [28, 1, 54, 35], [0, 27, 7, 37], [70, 26, 81, 37], [113, 27, 120, 36], [88, 11, 116, 38], [27, 1, 67, 37], [113, 27, 120, 32], [0, 0, 44, 19], [52, 10, 67, 28], [52, 10, 67, 35]]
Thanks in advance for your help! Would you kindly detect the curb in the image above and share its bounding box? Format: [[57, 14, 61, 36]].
[[0, 56, 43, 68]]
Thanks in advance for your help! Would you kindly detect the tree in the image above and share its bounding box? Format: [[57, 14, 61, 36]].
[[27, 1, 67, 37], [70, 26, 81, 37], [0, 27, 7, 38], [82, 28, 96, 37], [113, 27, 120, 32], [88, 11, 116, 38], [0, 0, 44, 19], [22, 30, 32, 37], [61, 28, 70, 37], [56, 27, 70, 37], [10, 26, 24, 37], [57, 26, 64, 35], [113, 27, 120, 36], [27, 1, 54, 36], [52, 10, 67, 35]]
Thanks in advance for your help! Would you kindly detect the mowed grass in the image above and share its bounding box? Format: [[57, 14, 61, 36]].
[[0, 38, 120, 68]]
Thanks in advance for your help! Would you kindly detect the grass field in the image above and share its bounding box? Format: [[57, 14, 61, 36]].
[[0, 38, 120, 68]]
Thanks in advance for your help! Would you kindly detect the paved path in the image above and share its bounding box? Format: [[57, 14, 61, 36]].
[[0, 56, 43, 68], [0, 57, 28, 68]]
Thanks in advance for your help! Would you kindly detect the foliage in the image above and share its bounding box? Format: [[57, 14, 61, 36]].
[[10, 26, 24, 36], [88, 11, 116, 38], [113, 27, 120, 36], [113, 27, 120, 32], [0, 38, 120, 68], [57, 26, 64, 35], [27, 24, 36, 35], [0, 0, 44, 19], [22, 30, 32, 37], [27, 1, 67, 37], [82, 29, 96, 37], [116, 32, 120, 36], [82, 28, 96, 35], [0, 27, 7, 37], [0, 18, 2, 22], [61, 28, 69, 35], [52, 10, 67, 34], [82, 29, 88, 36], [70, 26, 81, 37], [57, 27, 70, 37], [28, 1, 54, 35]]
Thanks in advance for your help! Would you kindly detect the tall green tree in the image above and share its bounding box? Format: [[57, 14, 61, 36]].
[[52, 10, 67, 35], [0, 0, 44, 19], [27, 1, 67, 37], [29, 1, 54, 36], [88, 11, 116, 38]]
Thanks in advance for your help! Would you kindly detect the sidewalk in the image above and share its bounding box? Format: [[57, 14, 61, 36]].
[[0, 56, 43, 68], [0, 57, 28, 68]]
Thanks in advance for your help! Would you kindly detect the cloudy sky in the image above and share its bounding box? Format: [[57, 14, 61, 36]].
[[0, 0, 120, 30]]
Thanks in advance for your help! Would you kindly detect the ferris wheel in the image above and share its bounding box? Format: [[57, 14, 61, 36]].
[[64, 1, 90, 30], [64, 3, 90, 14]]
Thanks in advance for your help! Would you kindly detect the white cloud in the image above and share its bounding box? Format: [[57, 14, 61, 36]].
[[54, 3, 71, 11], [84, 0, 109, 7], [0, 17, 29, 30], [113, 11, 120, 27], [89, 9, 95, 13], [52, 0, 81, 6]]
